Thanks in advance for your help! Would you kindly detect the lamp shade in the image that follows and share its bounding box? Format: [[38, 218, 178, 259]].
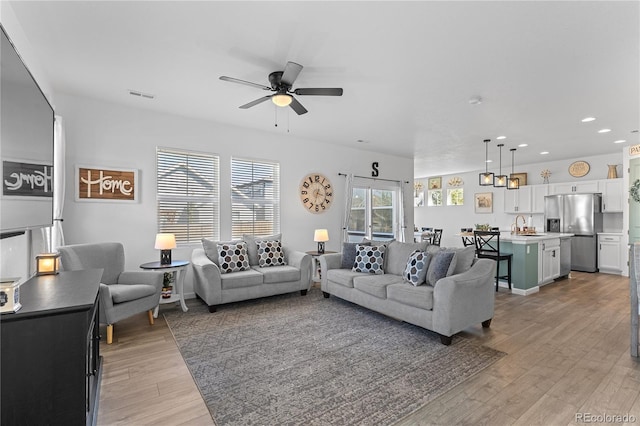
[[272, 93, 292, 107], [154, 233, 176, 250], [314, 229, 329, 242]]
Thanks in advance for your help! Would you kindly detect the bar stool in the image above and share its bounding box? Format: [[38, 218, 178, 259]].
[[431, 229, 443, 246], [474, 230, 512, 291], [461, 235, 475, 247]]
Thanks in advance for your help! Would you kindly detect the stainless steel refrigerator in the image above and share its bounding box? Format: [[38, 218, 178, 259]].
[[544, 193, 603, 272]]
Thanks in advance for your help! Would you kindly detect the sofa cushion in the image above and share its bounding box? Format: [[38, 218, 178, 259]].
[[203, 238, 238, 266], [352, 244, 386, 274], [387, 282, 435, 310], [257, 240, 285, 267], [353, 274, 403, 299], [243, 233, 282, 266], [426, 250, 457, 285], [220, 268, 264, 290], [341, 241, 370, 269], [386, 241, 429, 276], [326, 269, 362, 288], [253, 265, 300, 284], [109, 284, 157, 304], [403, 250, 432, 286], [444, 246, 476, 275], [218, 241, 250, 274]]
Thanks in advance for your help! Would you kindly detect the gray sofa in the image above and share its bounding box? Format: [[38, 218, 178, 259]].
[[191, 234, 312, 312], [320, 240, 496, 345]]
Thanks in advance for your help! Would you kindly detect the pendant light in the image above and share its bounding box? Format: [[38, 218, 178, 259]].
[[493, 143, 507, 187], [507, 148, 520, 190], [478, 139, 494, 186]]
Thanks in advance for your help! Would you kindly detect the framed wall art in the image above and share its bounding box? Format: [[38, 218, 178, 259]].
[[75, 165, 138, 202], [474, 192, 493, 213], [428, 176, 442, 190]]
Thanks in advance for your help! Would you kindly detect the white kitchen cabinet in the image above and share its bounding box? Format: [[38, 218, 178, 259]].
[[531, 184, 549, 213], [504, 185, 532, 213], [600, 179, 623, 212], [598, 233, 622, 274], [539, 238, 561, 284], [551, 180, 599, 194]]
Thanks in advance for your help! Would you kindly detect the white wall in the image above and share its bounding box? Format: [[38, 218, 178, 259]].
[[54, 93, 414, 295], [414, 152, 624, 249]]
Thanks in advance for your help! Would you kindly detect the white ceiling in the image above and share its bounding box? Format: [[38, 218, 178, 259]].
[[8, 1, 639, 177]]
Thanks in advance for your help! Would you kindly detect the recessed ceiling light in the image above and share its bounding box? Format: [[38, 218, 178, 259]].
[[614, 140, 626, 144], [518, 143, 528, 147], [496, 136, 506, 140], [581, 117, 596, 122], [356, 139, 369, 143], [598, 128, 611, 133], [540, 151, 549, 155], [468, 96, 482, 105], [485, 160, 493, 163]]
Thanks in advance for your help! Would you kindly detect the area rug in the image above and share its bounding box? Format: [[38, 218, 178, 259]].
[[164, 287, 504, 426]]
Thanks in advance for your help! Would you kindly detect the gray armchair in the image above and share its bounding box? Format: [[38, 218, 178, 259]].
[[58, 242, 163, 344]]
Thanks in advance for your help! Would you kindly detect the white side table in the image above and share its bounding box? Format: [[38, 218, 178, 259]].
[[140, 260, 189, 318], [306, 251, 337, 283]]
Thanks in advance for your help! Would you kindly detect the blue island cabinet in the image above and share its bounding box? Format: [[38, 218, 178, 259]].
[[499, 241, 541, 294]]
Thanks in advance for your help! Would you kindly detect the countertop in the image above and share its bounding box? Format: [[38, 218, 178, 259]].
[[500, 232, 574, 243]]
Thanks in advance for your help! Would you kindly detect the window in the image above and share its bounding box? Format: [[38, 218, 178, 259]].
[[156, 148, 219, 244], [347, 184, 399, 242], [231, 158, 280, 239]]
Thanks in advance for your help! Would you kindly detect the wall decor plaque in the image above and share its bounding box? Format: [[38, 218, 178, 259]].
[[568, 161, 590, 178], [2, 160, 53, 197], [76, 166, 138, 202]]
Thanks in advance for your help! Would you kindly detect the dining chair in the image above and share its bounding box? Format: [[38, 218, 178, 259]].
[[461, 235, 475, 247], [431, 229, 443, 246], [473, 231, 512, 291]]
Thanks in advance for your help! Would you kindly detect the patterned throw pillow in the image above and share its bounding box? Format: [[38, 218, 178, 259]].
[[341, 241, 371, 269], [352, 244, 386, 275], [403, 250, 432, 286], [217, 241, 250, 274], [426, 251, 457, 286], [257, 240, 285, 267]]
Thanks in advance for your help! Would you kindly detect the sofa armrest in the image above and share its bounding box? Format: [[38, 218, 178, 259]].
[[319, 252, 342, 291], [432, 258, 496, 336], [284, 248, 313, 287], [191, 248, 223, 306]]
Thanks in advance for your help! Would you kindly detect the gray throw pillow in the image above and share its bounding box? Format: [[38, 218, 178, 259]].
[[341, 241, 370, 269], [202, 238, 224, 266], [446, 246, 475, 275], [426, 251, 457, 285]]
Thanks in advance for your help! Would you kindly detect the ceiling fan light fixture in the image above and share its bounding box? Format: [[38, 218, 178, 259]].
[[272, 93, 292, 107]]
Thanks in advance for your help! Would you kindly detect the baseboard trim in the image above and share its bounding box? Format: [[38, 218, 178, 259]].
[[511, 286, 540, 296]]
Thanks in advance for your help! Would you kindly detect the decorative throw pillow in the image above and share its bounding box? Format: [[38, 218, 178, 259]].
[[352, 244, 386, 275], [243, 233, 282, 266], [403, 250, 432, 286], [445, 246, 476, 275], [426, 251, 457, 286], [341, 241, 371, 269], [257, 240, 285, 267], [202, 238, 223, 266], [217, 241, 250, 274]]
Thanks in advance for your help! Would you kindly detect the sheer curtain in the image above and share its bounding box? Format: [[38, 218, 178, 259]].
[[397, 180, 407, 242], [341, 173, 354, 242], [51, 115, 65, 250]]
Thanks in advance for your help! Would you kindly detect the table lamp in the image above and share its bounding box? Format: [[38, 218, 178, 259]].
[[36, 252, 60, 275], [155, 233, 176, 265], [314, 229, 329, 254]]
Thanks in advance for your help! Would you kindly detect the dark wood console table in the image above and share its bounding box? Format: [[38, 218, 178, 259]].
[[1, 269, 103, 426]]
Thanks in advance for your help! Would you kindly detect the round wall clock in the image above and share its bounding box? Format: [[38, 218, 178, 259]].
[[569, 161, 590, 177], [299, 173, 333, 213]]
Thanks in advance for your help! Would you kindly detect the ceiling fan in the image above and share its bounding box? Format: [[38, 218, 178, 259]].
[[219, 61, 343, 115]]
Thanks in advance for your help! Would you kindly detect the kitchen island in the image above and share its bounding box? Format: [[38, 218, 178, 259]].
[[498, 232, 573, 295]]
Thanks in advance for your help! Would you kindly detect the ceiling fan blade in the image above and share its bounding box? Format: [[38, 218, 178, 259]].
[[239, 96, 272, 109], [280, 61, 303, 86], [294, 88, 343, 96], [220, 76, 271, 91], [289, 96, 308, 115]]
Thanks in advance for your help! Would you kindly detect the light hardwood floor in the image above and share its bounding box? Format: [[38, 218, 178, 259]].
[[98, 272, 640, 425]]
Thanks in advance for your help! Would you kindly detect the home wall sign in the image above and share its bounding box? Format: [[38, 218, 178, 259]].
[[76, 166, 138, 202], [631, 144, 640, 157], [2, 160, 53, 197], [568, 161, 590, 178]]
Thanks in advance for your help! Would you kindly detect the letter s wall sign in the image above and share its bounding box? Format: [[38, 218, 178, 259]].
[[76, 165, 138, 202]]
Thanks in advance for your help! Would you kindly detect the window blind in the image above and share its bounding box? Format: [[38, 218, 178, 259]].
[[231, 158, 280, 239], [157, 148, 219, 244]]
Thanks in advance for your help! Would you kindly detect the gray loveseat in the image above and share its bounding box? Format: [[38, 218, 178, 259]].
[[320, 240, 496, 345], [191, 234, 312, 312]]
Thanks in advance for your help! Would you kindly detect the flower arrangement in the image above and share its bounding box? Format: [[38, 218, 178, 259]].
[[540, 169, 551, 184]]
